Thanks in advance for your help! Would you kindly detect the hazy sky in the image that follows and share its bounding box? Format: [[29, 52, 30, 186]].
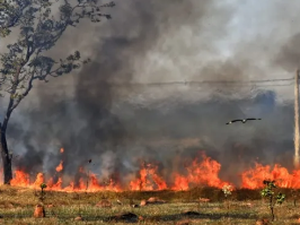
[[221, 0, 300, 68], [2, 0, 300, 104], [120, 0, 300, 104]]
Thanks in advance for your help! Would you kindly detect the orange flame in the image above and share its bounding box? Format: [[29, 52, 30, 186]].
[[241, 163, 300, 189], [10, 170, 30, 187], [130, 163, 167, 191], [60, 148, 64, 153], [6, 152, 300, 192], [55, 161, 63, 172], [171, 154, 231, 190]]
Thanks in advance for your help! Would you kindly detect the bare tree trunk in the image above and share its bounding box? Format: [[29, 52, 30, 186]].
[[0, 66, 22, 185], [0, 127, 12, 184]]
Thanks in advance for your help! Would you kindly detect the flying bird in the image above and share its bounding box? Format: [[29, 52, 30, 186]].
[[226, 118, 262, 125]]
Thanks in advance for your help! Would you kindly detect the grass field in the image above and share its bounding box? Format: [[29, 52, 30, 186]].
[[0, 185, 300, 224]]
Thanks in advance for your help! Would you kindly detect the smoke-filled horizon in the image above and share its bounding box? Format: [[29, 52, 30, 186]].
[[1, 0, 300, 187]]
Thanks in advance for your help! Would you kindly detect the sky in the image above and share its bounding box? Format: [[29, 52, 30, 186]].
[[1, 0, 300, 116], [120, 0, 299, 105], [1, 0, 299, 100]]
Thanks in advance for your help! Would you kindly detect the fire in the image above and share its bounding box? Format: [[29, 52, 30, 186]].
[[10, 170, 30, 187], [55, 161, 63, 172], [130, 163, 167, 191], [60, 148, 64, 153], [171, 154, 231, 190], [241, 163, 300, 189], [4, 152, 300, 192]]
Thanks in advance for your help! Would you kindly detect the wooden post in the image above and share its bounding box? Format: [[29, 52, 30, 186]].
[[294, 70, 300, 168]]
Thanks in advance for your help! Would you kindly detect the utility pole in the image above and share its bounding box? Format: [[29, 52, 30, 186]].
[[294, 70, 300, 169]]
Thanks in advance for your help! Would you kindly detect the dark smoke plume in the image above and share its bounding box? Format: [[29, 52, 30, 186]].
[[1, 0, 300, 187]]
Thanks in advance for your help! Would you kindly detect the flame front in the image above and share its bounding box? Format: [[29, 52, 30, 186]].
[[130, 163, 167, 191], [241, 163, 300, 189], [171, 154, 231, 190], [5, 152, 300, 192]]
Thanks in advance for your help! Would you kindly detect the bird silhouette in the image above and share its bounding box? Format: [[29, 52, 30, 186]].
[[226, 118, 261, 125]]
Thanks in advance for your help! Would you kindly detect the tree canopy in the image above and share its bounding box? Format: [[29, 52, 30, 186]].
[[0, 0, 114, 129]]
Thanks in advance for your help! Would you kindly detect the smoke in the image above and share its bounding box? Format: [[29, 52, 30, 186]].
[[2, 0, 300, 187]]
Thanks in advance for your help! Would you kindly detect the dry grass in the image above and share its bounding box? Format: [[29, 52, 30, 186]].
[[0, 185, 300, 224]]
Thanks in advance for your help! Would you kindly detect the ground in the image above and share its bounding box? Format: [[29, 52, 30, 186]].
[[0, 186, 299, 224]]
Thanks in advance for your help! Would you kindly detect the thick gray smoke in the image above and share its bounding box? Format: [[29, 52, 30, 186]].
[[2, 0, 300, 187]]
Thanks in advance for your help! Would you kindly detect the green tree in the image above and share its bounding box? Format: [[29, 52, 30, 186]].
[[0, 0, 114, 184]]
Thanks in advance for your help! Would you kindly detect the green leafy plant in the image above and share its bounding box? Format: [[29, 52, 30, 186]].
[[39, 183, 47, 203], [261, 180, 285, 221], [34, 183, 47, 206]]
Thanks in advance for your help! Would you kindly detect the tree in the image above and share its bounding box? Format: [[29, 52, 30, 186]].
[[0, 0, 115, 184]]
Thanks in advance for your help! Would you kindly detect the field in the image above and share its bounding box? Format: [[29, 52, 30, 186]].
[[0, 186, 300, 224]]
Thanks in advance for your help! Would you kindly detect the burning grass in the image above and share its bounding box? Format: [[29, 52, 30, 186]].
[[7, 152, 300, 192], [3, 152, 300, 224], [9, 153, 232, 192], [0, 186, 300, 224]]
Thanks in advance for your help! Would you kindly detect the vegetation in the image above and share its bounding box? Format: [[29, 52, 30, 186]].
[[291, 188, 300, 206], [261, 180, 286, 221], [0, 186, 298, 224], [35, 183, 47, 205], [222, 184, 233, 210], [0, 0, 114, 184]]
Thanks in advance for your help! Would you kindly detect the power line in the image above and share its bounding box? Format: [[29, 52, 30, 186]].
[[34, 77, 294, 88], [101, 78, 294, 86], [103, 82, 294, 87], [127, 78, 294, 85]]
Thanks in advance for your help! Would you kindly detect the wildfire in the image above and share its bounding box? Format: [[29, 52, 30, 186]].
[[4, 152, 300, 192], [130, 163, 167, 191], [171, 154, 231, 190], [241, 163, 300, 189], [55, 161, 63, 172]]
